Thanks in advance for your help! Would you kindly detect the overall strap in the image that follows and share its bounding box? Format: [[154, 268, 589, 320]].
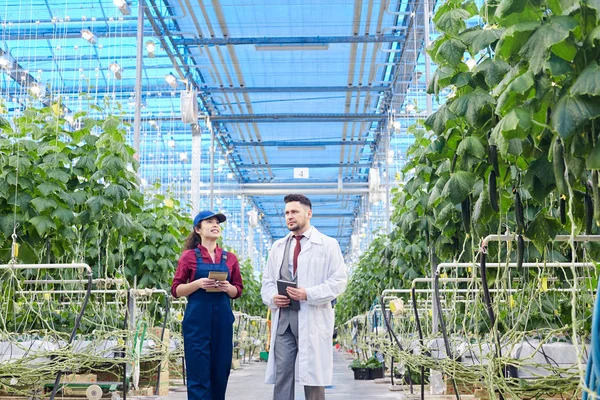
[[221, 250, 228, 266], [194, 248, 202, 260]]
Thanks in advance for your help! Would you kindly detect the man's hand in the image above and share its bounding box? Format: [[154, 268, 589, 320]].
[[287, 286, 307, 301], [273, 294, 290, 308]]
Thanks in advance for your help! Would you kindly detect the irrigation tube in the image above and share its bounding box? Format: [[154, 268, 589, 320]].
[[432, 269, 460, 400], [411, 285, 425, 400], [0, 263, 93, 400], [380, 296, 414, 395], [130, 289, 170, 396]]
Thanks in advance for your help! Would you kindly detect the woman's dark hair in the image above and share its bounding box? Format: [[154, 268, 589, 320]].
[[284, 194, 312, 209], [184, 222, 203, 250]]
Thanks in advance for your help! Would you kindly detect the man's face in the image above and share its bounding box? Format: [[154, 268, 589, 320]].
[[285, 201, 312, 233]]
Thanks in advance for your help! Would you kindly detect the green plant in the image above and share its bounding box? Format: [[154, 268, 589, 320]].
[[348, 358, 365, 369], [364, 355, 383, 370], [231, 258, 266, 317]]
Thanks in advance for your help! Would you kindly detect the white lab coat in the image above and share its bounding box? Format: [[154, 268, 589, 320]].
[[261, 227, 347, 386]]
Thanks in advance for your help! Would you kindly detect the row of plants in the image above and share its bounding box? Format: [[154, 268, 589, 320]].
[[338, 0, 600, 331], [337, 0, 600, 396], [0, 102, 265, 333]]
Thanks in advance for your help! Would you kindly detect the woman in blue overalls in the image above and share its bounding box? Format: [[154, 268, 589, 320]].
[[171, 210, 244, 400]]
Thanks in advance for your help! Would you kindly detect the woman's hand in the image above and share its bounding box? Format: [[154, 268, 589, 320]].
[[196, 278, 217, 290], [216, 280, 238, 297], [216, 280, 231, 292]]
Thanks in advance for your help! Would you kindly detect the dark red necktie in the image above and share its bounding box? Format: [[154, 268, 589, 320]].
[[293, 235, 303, 275]]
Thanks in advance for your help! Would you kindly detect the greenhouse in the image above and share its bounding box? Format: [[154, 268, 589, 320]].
[[1, 0, 599, 399]]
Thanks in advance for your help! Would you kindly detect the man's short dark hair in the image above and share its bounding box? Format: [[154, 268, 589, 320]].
[[284, 194, 312, 209]]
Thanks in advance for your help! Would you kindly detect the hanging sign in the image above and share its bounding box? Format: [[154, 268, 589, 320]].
[[294, 168, 309, 179]]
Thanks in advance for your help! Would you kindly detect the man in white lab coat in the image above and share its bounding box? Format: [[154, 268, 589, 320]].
[[261, 194, 347, 400]]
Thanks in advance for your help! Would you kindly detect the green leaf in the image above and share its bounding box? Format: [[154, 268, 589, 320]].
[[435, 8, 470, 34], [495, 0, 543, 21], [51, 208, 75, 224], [436, 39, 468, 68], [428, 65, 457, 95], [37, 182, 62, 196], [457, 136, 486, 159], [46, 169, 71, 183], [551, 39, 578, 62], [85, 195, 114, 214], [473, 186, 493, 225], [112, 212, 134, 230], [448, 88, 495, 126], [525, 212, 562, 253], [460, 26, 504, 55], [496, 71, 535, 114], [29, 215, 57, 237], [571, 62, 600, 97], [105, 184, 130, 202], [102, 116, 121, 133], [0, 117, 10, 129], [100, 154, 126, 174], [552, 95, 600, 139], [425, 105, 457, 135], [157, 259, 171, 271], [524, 158, 555, 202], [495, 21, 540, 60], [583, 0, 600, 23], [587, 144, 600, 169], [473, 58, 511, 89], [442, 171, 479, 204], [75, 154, 96, 171], [157, 244, 172, 257], [72, 190, 88, 205], [519, 16, 579, 74], [492, 108, 532, 140], [490, 128, 523, 158], [428, 175, 450, 207], [30, 197, 58, 213], [546, 53, 574, 77], [585, 25, 600, 46]]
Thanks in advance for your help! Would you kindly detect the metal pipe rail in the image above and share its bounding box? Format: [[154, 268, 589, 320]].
[[481, 234, 600, 249], [23, 278, 125, 285]]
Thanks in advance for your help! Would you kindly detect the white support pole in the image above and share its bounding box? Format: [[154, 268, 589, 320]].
[[209, 122, 216, 210], [190, 124, 202, 215], [241, 196, 246, 260], [133, 0, 145, 159], [423, 0, 433, 115]]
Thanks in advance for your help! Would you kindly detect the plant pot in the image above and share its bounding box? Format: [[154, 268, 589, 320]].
[[352, 367, 369, 380], [368, 367, 384, 380]]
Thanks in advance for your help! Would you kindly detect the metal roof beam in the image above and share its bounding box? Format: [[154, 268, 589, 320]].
[[210, 113, 387, 123], [200, 86, 389, 93], [174, 35, 406, 46], [198, 188, 369, 195], [2, 27, 152, 41], [237, 163, 368, 169], [231, 140, 369, 147]]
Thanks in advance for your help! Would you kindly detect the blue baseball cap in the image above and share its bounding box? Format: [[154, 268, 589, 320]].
[[193, 210, 226, 227]]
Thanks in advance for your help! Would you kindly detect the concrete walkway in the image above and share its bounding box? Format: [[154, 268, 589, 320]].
[[166, 349, 406, 399]]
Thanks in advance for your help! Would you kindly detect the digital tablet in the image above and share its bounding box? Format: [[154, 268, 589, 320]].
[[205, 271, 228, 292], [277, 279, 300, 311]]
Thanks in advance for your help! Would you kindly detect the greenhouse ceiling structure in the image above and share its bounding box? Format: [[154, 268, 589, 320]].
[[0, 0, 438, 262]]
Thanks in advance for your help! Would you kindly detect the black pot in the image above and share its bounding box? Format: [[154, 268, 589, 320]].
[[352, 367, 370, 380], [369, 367, 384, 380]]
